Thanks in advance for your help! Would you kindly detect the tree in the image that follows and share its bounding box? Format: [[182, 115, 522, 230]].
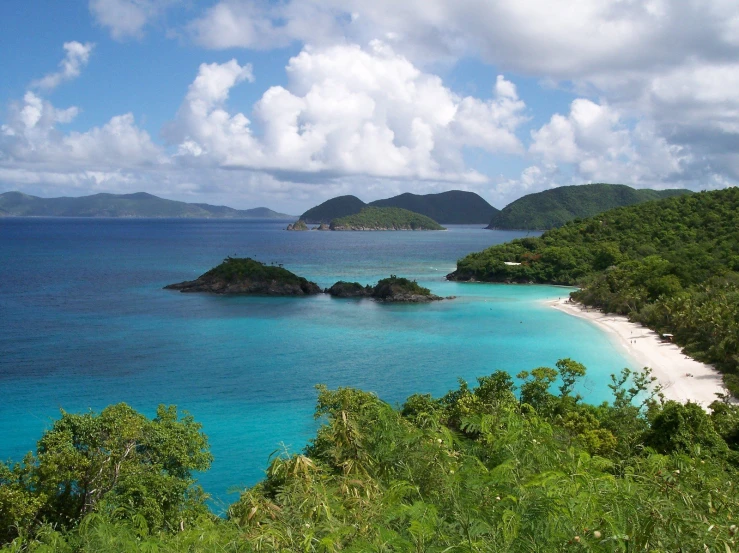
[[0, 403, 212, 541]]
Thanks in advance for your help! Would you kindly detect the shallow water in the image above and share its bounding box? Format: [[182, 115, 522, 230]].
[[0, 219, 633, 508]]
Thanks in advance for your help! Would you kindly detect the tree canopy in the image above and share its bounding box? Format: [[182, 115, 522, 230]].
[[4, 362, 739, 552]]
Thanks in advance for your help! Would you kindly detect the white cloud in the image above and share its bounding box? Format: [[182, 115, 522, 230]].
[[31, 42, 94, 90], [530, 99, 687, 186], [169, 42, 526, 183], [1, 91, 162, 169], [89, 0, 179, 39]]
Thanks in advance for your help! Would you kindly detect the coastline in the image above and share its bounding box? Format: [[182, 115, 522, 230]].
[[548, 298, 726, 407]]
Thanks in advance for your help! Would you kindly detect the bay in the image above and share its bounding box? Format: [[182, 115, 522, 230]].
[[0, 218, 633, 509]]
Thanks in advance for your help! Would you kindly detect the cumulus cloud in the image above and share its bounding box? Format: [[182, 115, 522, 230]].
[[169, 42, 526, 183], [89, 0, 179, 39], [31, 42, 94, 90], [186, 0, 739, 197], [1, 91, 161, 171], [529, 99, 687, 186]]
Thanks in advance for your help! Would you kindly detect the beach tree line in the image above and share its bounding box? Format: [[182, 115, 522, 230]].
[[451, 187, 739, 396], [3, 361, 739, 551]]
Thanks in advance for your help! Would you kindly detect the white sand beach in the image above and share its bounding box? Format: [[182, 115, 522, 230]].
[[549, 298, 727, 407]]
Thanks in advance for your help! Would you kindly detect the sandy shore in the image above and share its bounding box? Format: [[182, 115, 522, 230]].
[[549, 298, 726, 407]]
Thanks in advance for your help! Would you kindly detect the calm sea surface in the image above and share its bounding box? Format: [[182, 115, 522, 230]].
[[0, 218, 635, 509]]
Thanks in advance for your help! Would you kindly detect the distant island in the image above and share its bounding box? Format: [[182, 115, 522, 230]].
[[300, 190, 497, 224], [0, 191, 294, 219], [486, 183, 692, 230], [329, 207, 445, 231], [327, 276, 443, 302], [164, 257, 321, 295]]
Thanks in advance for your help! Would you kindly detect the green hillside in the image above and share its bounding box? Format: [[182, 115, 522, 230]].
[[452, 187, 739, 393], [4, 361, 739, 551], [330, 206, 445, 230], [0, 191, 293, 218], [487, 183, 692, 230], [300, 195, 366, 223], [369, 190, 498, 223]]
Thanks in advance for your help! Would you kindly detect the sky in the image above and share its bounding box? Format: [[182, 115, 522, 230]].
[[1, 1, 738, 213]]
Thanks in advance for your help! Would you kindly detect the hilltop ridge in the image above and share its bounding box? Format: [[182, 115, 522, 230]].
[[0, 191, 294, 219], [487, 183, 692, 230]]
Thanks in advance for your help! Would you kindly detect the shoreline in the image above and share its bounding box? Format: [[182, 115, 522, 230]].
[[548, 298, 726, 407]]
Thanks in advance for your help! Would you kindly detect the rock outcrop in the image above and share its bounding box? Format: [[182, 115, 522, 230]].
[[327, 276, 443, 303], [286, 220, 309, 231]]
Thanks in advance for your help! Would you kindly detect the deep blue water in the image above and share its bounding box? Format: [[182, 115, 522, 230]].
[[0, 218, 634, 510]]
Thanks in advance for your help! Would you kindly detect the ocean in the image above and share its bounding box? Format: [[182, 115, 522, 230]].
[[0, 218, 634, 509]]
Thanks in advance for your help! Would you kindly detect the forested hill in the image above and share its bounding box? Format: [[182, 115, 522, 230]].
[[369, 191, 497, 224], [300, 190, 497, 224], [0, 191, 293, 218], [330, 206, 445, 230], [4, 361, 739, 551], [300, 195, 366, 223], [452, 187, 739, 394], [487, 183, 691, 230]]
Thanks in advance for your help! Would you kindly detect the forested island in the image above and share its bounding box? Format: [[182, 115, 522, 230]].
[[300, 190, 497, 224], [0, 191, 293, 219], [329, 207, 445, 230], [3, 360, 739, 551], [451, 187, 739, 395], [486, 183, 692, 230], [164, 257, 322, 295]]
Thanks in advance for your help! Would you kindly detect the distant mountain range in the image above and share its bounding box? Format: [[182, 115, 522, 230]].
[[486, 184, 693, 230], [301, 191, 498, 224], [0, 192, 294, 219]]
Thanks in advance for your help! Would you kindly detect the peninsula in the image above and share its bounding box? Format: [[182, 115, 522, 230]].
[[450, 187, 739, 397], [164, 257, 321, 295]]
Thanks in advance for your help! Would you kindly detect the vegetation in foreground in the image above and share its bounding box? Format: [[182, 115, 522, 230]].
[[486, 183, 691, 230], [330, 207, 446, 230], [452, 188, 739, 395], [3, 360, 739, 552]]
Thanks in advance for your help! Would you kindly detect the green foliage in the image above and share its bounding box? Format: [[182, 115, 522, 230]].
[[300, 195, 367, 223], [0, 403, 211, 544], [487, 183, 692, 230], [6, 363, 739, 552], [301, 190, 497, 224], [372, 275, 431, 297], [205, 256, 313, 287], [330, 207, 446, 230], [453, 188, 739, 390], [369, 190, 498, 224]]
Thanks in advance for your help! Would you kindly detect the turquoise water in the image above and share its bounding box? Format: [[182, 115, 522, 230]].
[[0, 219, 633, 509]]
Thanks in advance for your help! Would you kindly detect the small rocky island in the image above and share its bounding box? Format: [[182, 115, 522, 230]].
[[164, 257, 321, 295], [286, 220, 309, 231], [327, 276, 443, 302]]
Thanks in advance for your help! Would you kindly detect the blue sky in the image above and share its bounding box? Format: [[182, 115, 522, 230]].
[[1, 1, 738, 212]]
